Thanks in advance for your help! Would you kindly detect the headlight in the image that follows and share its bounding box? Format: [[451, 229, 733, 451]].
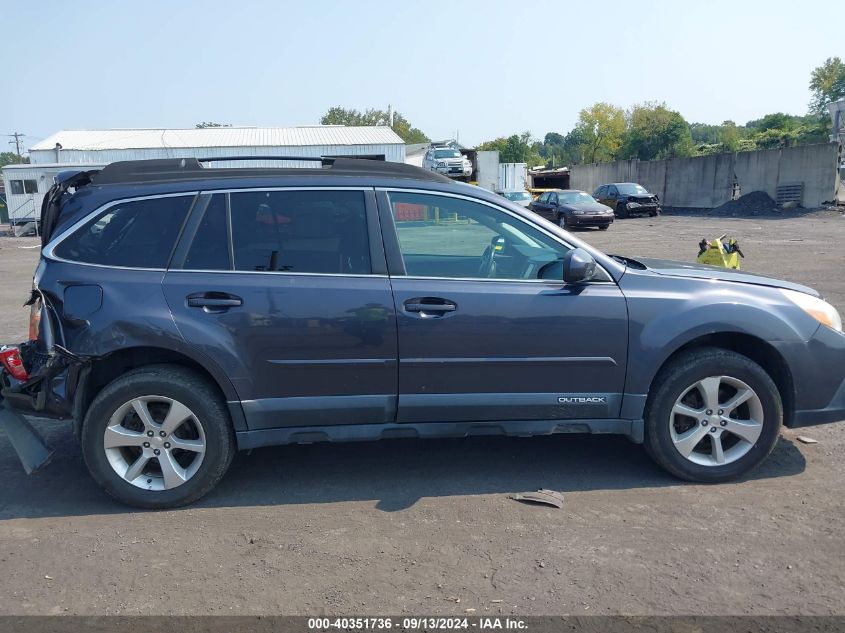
[[436, 161, 446, 168], [781, 289, 842, 332]]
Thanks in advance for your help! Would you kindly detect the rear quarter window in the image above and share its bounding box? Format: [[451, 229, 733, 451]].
[[53, 195, 193, 268]]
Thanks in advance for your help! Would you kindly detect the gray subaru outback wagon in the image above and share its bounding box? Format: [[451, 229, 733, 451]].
[[1, 157, 843, 508]]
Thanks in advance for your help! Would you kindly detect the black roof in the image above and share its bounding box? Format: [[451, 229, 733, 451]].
[[91, 156, 453, 186]]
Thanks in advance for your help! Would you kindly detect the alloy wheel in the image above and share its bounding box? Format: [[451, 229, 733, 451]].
[[103, 396, 206, 490], [669, 375, 764, 467]]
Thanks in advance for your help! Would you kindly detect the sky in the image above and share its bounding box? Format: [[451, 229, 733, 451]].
[[1, 0, 838, 151]]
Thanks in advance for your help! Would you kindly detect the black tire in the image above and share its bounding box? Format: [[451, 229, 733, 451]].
[[615, 203, 629, 219], [598, 224, 609, 230], [643, 347, 782, 483], [558, 214, 569, 229], [649, 210, 660, 217], [81, 365, 235, 509]]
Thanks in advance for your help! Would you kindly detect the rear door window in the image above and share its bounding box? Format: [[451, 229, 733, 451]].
[[184, 194, 230, 270], [229, 189, 371, 274], [54, 195, 193, 268]]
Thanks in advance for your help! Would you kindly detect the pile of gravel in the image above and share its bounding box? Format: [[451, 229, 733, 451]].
[[709, 191, 780, 216]]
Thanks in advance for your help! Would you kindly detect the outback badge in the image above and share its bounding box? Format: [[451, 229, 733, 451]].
[[558, 396, 607, 404]]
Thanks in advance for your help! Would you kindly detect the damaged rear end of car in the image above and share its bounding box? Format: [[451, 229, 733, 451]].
[[0, 170, 100, 471]]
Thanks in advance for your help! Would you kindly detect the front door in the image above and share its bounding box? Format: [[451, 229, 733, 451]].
[[378, 189, 628, 424], [163, 188, 397, 431]]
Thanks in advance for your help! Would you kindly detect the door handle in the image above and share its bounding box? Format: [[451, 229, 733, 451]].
[[186, 293, 243, 309], [404, 299, 457, 313]]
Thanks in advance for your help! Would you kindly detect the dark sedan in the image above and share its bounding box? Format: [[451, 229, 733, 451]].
[[593, 183, 661, 218], [528, 189, 614, 230]]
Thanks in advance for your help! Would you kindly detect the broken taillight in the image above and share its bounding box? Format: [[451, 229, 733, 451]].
[[0, 347, 29, 381]]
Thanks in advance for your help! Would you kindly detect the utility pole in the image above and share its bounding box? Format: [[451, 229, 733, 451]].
[[7, 132, 25, 161]]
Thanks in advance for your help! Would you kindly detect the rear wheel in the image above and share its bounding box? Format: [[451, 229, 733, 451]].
[[81, 365, 235, 508], [644, 348, 781, 482]]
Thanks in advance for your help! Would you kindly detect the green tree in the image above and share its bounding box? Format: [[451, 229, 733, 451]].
[[689, 123, 723, 145], [575, 102, 625, 163], [540, 129, 584, 166], [478, 131, 544, 165], [720, 120, 740, 152], [746, 112, 798, 132], [620, 102, 693, 160], [0, 151, 28, 167], [195, 122, 231, 128], [809, 57, 845, 115], [320, 106, 429, 143]]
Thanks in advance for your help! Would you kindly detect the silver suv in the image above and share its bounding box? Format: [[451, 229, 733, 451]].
[[423, 147, 472, 178]]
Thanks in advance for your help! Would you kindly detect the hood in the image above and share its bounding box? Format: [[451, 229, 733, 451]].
[[633, 257, 820, 297], [561, 201, 612, 213]]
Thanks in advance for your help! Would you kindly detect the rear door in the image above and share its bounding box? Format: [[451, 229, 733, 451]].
[[606, 185, 619, 208], [377, 189, 628, 424], [162, 187, 398, 431]]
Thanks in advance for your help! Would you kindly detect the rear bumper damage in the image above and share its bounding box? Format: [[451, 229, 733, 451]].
[[1, 342, 89, 474], [0, 342, 89, 420]]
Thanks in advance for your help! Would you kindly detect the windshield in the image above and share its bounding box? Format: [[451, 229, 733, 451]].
[[503, 191, 532, 201], [433, 149, 461, 159], [559, 192, 596, 205], [617, 183, 649, 195]]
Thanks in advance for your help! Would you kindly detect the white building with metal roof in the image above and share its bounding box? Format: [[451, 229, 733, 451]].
[[3, 126, 405, 224]]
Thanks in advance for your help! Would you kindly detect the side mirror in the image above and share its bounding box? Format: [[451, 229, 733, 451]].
[[562, 248, 597, 283]]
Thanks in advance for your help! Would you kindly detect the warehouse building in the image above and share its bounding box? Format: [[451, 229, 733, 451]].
[[2, 126, 405, 224]]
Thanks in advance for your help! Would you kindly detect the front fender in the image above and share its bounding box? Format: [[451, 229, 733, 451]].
[[620, 272, 819, 397]]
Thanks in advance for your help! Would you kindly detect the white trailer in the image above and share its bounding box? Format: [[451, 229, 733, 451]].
[[498, 163, 528, 191], [474, 151, 499, 190], [1, 163, 100, 228]]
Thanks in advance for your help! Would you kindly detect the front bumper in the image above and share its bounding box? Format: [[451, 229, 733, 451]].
[[570, 214, 614, 226], [783, 324, 845, 427], [792, 377, 845, 426], [626, 203, 661, 215], [434, 166, 471, 177]]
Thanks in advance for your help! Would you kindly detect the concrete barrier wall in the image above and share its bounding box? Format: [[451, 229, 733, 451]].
[[570, 143, 839, 208]]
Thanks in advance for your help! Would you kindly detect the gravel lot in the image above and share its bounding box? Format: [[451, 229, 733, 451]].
[[0, 211, 844, 616]]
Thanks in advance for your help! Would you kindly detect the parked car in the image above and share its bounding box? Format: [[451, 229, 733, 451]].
[[2, 157, 843, 509], [529, 189, 614, 230], [593, 183, 661, 218], [422, 147, 472, 178], [497, 190, 533, 208]]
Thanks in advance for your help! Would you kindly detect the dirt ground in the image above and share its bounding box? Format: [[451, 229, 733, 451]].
[[0, 212, 844, 616]]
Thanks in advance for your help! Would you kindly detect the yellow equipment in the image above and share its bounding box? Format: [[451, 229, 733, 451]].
[[697, 235, 744, 270]]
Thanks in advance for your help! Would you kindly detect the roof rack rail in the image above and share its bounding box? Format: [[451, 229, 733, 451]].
[[90, 156, 454, 186], [198, 156, 335, 166]]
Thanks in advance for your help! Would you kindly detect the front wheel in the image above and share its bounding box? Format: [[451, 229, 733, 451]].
[[615, 203, 629, 219], [81, 365, 235, 508], [598, 224, 609, 230], [558, 214, 569, 229], [644, 348, 782, 482]]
